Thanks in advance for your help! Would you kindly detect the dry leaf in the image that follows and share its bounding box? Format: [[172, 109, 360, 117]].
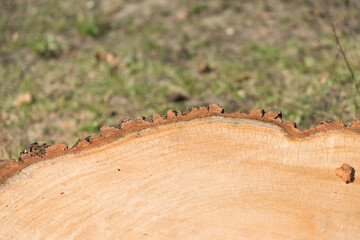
[[225, 27, 234, 36], [94, 52, 105, 61], [320, 73, 328, 84], [105, 53, 116, 65], [177, 10, 190, 20], [95, 52, 126, 68], [237, 90, 246, 98], [198, 63, 216, 74], [13, 92, 32, 108], [261, 12, 272, 20], [12, 32, 19, 42]]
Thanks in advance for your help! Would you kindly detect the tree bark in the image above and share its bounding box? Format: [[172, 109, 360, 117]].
[[0, 105, 359, 239]]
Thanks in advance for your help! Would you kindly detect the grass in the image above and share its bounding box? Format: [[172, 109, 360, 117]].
[[190, 3, 208, 14], [32, 34, 62, 57], [1, 0, 360, 159], [77, 13, 106, 37]]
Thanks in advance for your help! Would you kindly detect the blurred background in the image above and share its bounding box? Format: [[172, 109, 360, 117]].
[[1, 0, 360, 159]]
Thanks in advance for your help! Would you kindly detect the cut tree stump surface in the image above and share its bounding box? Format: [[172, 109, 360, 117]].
[[0, 105, 359, 239]]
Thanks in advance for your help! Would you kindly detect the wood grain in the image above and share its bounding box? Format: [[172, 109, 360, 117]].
[[0, 107, 359, 239]]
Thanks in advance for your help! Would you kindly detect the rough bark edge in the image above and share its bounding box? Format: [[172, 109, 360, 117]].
[[1, 104, 360, 184]]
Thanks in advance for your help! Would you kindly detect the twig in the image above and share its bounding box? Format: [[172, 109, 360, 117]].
[[331, 22, 360, 95]]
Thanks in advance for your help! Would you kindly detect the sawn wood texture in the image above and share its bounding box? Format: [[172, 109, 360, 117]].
[[0, 105, 359, 239]]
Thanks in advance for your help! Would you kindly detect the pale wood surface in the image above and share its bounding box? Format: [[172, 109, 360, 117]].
[[0, 116, 359, 239]]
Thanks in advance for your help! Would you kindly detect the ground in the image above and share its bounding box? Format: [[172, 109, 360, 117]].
[[1, 0, 360, 159]]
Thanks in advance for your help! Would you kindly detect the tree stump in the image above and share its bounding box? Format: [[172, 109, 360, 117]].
[[0, 105, 359, 239]]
